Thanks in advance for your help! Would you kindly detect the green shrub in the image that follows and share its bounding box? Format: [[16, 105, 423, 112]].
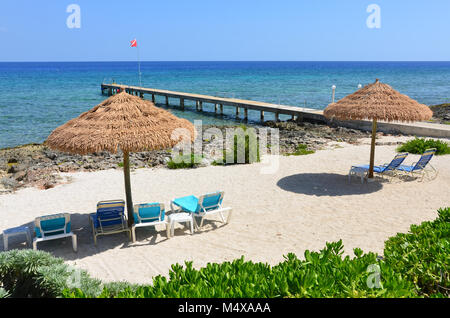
[[167, 153, 203, 169], [63, 240, 415, 298], [0, 249, 102, 298], [384, 207, 449, 297], [397, 138, 450, 155], [284, 144, 315, 156], [214, 125, 260, 165]]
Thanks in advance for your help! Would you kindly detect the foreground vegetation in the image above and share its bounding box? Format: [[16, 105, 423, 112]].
[[397, 138, 450, 155], [0, 207, 448, 298]]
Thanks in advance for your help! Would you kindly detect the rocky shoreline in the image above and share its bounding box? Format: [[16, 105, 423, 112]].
[[429, 104, 450, 124], [0, 121, 380, 194]]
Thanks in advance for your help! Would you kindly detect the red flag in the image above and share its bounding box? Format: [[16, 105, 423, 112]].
[[130, 39, 137, 47]]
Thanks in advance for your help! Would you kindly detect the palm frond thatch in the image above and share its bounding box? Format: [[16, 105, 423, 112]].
[[45, 91, 196, 154], [324, 79, 432, 122]]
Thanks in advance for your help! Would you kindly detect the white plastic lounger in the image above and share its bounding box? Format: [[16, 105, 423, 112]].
[[170, 191, 232, 230], [33, 213, 77, 252], [131, 203, 169, 242]]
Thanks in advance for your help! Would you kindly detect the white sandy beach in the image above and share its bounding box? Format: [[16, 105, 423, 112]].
[[0, 135, 449, 284]]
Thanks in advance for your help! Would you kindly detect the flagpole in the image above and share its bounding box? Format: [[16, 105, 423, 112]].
[[137, 42, 142, 87]]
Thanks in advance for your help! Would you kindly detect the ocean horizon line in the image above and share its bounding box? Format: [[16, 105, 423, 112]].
[[1, 60, 450, 63]]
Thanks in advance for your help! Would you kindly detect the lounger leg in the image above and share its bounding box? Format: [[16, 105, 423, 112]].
[[189, 218, 194, 235], [170, 219, 175, 237], [33, 239, 37, 251], [192, 216, 199, 230], [26, 230, 31, 248], [131, 226, 136, 243], [72, 234, 78, 252], [89, 217, 97, 245], [166, 223, 170, 238], [226, 209, 233, 223], [219, 212, 225, 223]]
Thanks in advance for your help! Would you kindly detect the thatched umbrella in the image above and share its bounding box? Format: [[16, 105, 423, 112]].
[[324, 79, 432, 179], [46, 89, 195, 226]]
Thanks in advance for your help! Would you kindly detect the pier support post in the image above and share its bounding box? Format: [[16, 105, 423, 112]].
[[152, 94, 155, 103], [236, 107, 240, 118], [244, 108, 248, 121], [139, 92, 143, 98], [180, 98, 185, 110], [199, 101, 203, 111], [260, 111, 264, 122], [220, 104, 223, 115], [214, 104, 218, 114], [165, 96, 169, 106], [108, 88, 112, 96], [275, 112, 279, 122], [196, 101, 199, 111]]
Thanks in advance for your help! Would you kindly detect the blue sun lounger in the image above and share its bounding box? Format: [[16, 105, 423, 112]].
[[170, 191, 232, 230], [131, 203, 169, 242], [349, 152, 409, 182], [89, 200, 131, 245], [396, 148, 437, 181], [33, 213, 77, 252]]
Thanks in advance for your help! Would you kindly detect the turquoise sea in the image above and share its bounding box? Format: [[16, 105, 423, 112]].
[[1, 61, 450, 149]]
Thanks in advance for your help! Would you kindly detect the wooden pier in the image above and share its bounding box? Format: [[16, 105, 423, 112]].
[[100, 83, 450, 138], [101, 83, 323, 122]]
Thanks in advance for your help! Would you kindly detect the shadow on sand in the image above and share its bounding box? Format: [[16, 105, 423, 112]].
[[276, 173, 383, 196], [0, 212, 228, 261]]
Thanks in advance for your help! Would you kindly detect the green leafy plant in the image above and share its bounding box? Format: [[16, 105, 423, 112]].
[[383, 207, 449, 297], [284, 144, 315, 156], [397, 138, 450, 155], [63, 240, 415, 298], [167, 153, 203, 169]]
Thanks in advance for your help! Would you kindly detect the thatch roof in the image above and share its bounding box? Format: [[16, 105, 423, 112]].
[[46, 91, 196, 154], [324, 79, 432, 122]]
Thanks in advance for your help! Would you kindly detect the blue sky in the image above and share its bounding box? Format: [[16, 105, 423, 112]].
[[0, 0, 449, 61]]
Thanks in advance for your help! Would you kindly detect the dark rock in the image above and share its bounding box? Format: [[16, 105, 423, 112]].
[[14, 170, 27, 181]]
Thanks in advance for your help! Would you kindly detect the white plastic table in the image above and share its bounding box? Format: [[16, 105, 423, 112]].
[[348, 166, 367, 183], [167, 212, 194, 237], [3, 226, 31, 251]]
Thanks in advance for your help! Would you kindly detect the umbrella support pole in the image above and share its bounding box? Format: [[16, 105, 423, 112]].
[[368, 119, 377, 179], [123, 151, 134, 227]]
